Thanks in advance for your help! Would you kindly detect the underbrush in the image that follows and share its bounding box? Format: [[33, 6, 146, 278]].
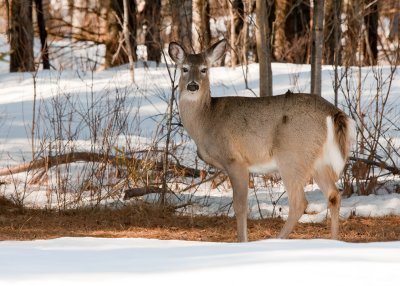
[[0, 60, 399, 215], [1, 195, 399, 242]]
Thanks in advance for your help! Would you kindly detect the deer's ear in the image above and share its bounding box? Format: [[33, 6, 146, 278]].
[[206, 39, 227, 64], [169, 42, 186, 65]]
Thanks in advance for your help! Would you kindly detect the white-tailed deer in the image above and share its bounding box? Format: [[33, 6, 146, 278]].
[[168, 39, 355, 242]]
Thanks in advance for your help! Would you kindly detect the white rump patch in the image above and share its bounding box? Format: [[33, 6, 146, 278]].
[[315, 116, 346, 176], [249, 159, 278, 174]]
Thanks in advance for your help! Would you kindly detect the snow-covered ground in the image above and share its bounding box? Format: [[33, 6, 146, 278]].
[[0, 35, 399, 284], [0, 34, 399, 222], [1, 237, 400, 286], [1, 59, 400, 222]]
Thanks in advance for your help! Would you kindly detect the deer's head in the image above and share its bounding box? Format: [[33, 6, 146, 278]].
[[168, 40, 227, 100]]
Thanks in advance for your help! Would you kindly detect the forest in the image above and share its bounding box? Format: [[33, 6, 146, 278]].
[[0, 0, 399, 227], [1, 2, 400, 284], [2, 0, 399, 70]]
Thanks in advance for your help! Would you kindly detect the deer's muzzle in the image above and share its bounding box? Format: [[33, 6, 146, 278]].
[[187, 82, 199, 92]]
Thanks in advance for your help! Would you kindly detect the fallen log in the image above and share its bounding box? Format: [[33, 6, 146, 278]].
[[123, 186, 164, 200], [0, 151, 202, 178], [349, 156, 400, 175]]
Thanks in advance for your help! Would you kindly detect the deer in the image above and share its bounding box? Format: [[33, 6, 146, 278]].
[[168, 39, 356, 242]]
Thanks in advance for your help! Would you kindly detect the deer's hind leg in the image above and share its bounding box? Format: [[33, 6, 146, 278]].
[[277, 164, 309, 239], [313, 166, 341, 239]]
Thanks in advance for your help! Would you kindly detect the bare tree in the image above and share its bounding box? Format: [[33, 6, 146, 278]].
[[229, 0, 244, 66], [273, 0, 287, 62], [170, 0, 192, 51], [310, 0, 325, 96], [105, 0, 123, 67], [105, 0, 136, 68], [323, 0, 335, 65], [389, 0, 399, 41], [241, 0, 253, 67], [34, 0, 50, 69], [333, 0, 342, 106], [139, 0, 162, 65], [342, 0, 361, 66], [272, 0, 311, 64], [71, 0, 87, 39], [255, 0, 273, 96], [193, 0, 211, 53], [9, 0, 35, 72], [363, 0, 378, 65], [123, 0, 135, 82]]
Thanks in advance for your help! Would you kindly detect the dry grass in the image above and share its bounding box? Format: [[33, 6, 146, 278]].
[[0, 197, 399, 242]]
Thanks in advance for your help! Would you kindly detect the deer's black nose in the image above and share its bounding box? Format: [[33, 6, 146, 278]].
[[187, 82, 199, 92]]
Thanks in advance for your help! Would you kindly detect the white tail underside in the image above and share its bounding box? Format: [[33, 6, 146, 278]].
[[315, 116, 346, 176]]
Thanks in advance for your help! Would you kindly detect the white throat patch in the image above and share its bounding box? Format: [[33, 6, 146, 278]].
[[180, 90, 201, 102]]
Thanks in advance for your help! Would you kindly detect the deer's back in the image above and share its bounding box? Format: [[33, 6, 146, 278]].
[[201, 93, 343, 168]]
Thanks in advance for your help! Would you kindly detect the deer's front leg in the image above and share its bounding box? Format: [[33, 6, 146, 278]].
[[226, 163, 249, 242]]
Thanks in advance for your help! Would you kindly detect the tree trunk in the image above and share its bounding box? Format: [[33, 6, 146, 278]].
[[333, 0, 342, 106], [105, 0, 136, 68], [105, 0, 124, 67], [310, 0, 324, 96], [229, 0, 244, 66], [193, 0, 211, 53], [363, 0, 378, 65], [323, 0, 334, 65], [342, 0, 361, 66], [141, 0, 162, 65], [34, 0, 50, 69], [123, 0, 134, 82], [256, 0, 273, 97], [171, 0, 192, 51], [241, 0, 252, 66], [5, 0, 10, 42], [389, 0, 399, 41], [10, 0, 35, 72], [273, 0, 288, 61], [283, 0, 310, 64], [124, 0, 137, 63], [71, 0, 87, 40]]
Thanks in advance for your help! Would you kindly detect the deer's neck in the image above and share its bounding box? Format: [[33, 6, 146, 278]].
[[178, 90, 211, 141]]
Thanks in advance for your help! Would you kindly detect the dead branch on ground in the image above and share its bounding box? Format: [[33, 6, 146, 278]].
[[0, 151, 202, 178], [349, 156, 400, 175]]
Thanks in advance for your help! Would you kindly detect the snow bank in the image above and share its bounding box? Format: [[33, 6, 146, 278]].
[[0, 237, 399, 286]]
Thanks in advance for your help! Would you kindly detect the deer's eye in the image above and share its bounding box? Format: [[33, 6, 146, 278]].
[[201, 68, 207, 74], [182, 67, 189, 73]]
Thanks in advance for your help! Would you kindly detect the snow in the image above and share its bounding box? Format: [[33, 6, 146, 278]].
[[0, 36, 399, 284], [1, 37, 400, 217], [1, 237, 400, 286]]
